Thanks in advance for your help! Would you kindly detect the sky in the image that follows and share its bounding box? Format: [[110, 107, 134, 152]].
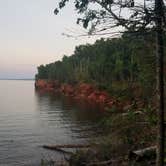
[[0, 0, 97, 79]]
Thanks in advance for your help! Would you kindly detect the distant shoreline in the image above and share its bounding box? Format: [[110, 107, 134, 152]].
[[0, 78, 35, 81]]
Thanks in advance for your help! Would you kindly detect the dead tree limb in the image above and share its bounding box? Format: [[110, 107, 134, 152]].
[[129, 146, 156, 160]]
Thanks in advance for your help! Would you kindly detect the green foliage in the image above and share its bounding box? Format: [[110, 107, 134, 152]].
[[36, 33, 157, 101], [142, 105, 157, 126], [99, 116, 113, 129], [36, 65, 48, 79]]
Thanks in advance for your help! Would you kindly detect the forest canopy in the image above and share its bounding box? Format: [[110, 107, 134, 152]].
[[36, 32, 160, 100]]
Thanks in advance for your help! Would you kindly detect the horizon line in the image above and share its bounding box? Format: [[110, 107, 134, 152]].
[[0, 78, 35, 80]]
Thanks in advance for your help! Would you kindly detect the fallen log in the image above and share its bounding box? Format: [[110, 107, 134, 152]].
[[129, 146, 156, 160], [122, 111, 144, 117], [43, 144, 90, 149], [43, 145, 73, 155], [87, 159, 112, 166], [43, 144, 91, 155]]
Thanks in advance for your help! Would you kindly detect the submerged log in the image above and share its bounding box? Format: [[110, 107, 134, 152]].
[[43, 144, 91, 155], [43, 144, 91, 149], [87, 157, 124, 166], [43, 145, 73, 155]]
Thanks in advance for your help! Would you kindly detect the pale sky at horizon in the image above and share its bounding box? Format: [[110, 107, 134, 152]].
[[0, 0, 98, 79]]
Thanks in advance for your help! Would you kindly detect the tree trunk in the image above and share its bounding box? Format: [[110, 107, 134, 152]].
[[155, 0, 165, 165]]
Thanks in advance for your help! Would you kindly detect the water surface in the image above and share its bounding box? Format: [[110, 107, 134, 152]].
[[0, 80, 103, 165]]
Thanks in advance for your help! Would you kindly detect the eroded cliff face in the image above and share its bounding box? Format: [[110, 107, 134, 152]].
[[35, 80, 60, 91], [35, 79, 131, 111]]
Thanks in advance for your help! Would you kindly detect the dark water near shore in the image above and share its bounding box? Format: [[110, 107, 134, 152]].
[[0, 80, 103, 166]]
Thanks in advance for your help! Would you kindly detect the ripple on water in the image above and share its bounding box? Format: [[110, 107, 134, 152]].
[[0, 80, 103, 165]]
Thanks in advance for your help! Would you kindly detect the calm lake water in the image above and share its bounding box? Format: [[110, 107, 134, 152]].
[[0, 80, 103, 166]]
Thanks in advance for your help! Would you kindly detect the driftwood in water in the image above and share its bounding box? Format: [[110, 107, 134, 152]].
[[43, 145, 72, 155], [43, 144, 90, 149], [129, 146, 156, 160], [43, 144, 91, 155], [87, 159, 113, 166]]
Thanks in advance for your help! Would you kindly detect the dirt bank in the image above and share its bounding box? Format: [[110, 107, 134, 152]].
[[35, 79, 133, 112]]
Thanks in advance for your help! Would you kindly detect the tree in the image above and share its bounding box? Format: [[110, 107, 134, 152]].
[[54, 0, 157, 36], [37, 65, 48, 79], [55, 0, 166, 165], [155, 0, 165, 165]]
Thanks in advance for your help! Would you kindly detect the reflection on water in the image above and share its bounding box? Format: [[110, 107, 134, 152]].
[[0, 80, 103, 166]]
